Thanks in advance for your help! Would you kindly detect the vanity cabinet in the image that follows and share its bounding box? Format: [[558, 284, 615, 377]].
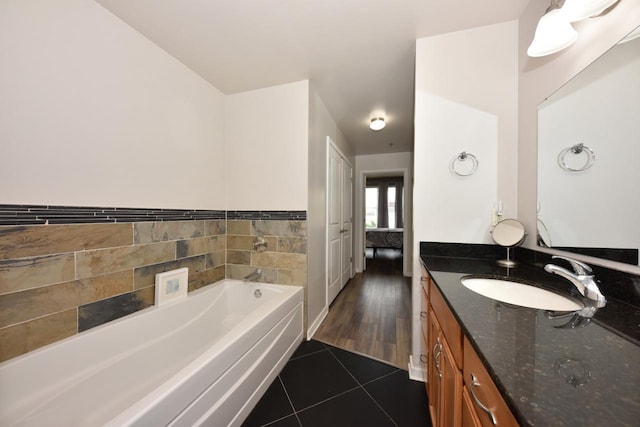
[[428, 312, 462, 427], [421, 263, 518, 427], [462, 337, 518, 427], [422, 267, 462, 427], [420, 267, 429, 398]]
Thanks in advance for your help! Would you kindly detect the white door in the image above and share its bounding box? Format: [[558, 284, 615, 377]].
[[327, 139, 353, 306], [341, 162, 352, 286], [327, 143, 342, 304]]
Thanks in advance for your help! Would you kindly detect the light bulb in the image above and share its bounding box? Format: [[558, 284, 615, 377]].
[[370, 117, 385, 131], [527, 9, 578, 57]]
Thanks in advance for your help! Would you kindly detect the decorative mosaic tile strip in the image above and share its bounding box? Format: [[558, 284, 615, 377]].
[[0, 204, 226, 225], [226, 210, 307, 221]]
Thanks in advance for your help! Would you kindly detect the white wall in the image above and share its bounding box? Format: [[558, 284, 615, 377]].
[[518, 0, 640, 275], [0, 0, 357, 343], [307, 85, 354, 337], [0, 0, 226, 210], [538, 39, 640, 250], [354, 152, 414, 276], [412, 20, 518, 375], [225, 81, 309, 211]]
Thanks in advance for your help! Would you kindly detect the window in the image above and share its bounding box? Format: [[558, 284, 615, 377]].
[[365, 187, 379, 228], [365, 177, 403, 229], [387, 186, 396, 228]]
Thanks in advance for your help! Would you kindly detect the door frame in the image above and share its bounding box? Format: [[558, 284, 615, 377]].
[[358, 168, 411, 277], [325, 137, 353, 307]]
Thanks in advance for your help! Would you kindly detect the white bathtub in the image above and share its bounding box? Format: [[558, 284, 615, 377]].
[[0, 280, 304, 427]]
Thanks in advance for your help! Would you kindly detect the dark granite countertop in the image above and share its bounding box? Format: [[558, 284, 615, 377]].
[[420, 244, 640, 427]]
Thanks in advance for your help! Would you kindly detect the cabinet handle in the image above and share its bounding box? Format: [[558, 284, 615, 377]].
[[420, 353, 428, 364], [469, 373, 498, 426], [433, 338, 443, 379], [420, 311, 428, 319], [420, 276, 428, 282]]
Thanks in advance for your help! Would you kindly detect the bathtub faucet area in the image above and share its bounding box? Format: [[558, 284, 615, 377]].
[[243, 268, 263, 283]]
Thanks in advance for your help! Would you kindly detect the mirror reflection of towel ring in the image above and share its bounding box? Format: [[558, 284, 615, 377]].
[[449, 151, 479, 176], [558, 143, 595, 172], [537, 218, 552, 248]]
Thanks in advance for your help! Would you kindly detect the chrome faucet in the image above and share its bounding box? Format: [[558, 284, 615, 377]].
[[242, 268, 262, 283], [544, 256, 606, 306]]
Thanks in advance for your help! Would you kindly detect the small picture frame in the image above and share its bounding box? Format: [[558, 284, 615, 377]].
[[155, 267, 189, 307]]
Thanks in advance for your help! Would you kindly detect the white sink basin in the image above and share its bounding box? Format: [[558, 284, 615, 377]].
[[461, 277, 583, 311]]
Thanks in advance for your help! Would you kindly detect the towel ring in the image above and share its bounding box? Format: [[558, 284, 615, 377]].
[[558, 143, 595, 172], [449, 151, 478, 176]]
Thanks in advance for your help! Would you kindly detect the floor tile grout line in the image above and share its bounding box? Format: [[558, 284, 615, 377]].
[[260, 413, 297, 427], [288, 346, 329, 361], [291, 384, 362, 415], [326, 346, 365, 387], [360, 383, 400, 427], [326, 345, 402, 388], [328, 347, 401, 427], [277, 376, 303, 427], [360, 368, 401, 387], [325, 349, 401, 427], [286, 372, 400, 427]]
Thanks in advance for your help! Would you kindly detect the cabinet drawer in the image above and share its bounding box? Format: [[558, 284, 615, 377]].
[[463, 337, 518, 427], [430, 283, 462, 369]]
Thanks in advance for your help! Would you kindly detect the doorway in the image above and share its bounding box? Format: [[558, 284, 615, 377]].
[[315, 170, 411, 368], [314, 247, 411, 368], [363, 175, 404, 271]]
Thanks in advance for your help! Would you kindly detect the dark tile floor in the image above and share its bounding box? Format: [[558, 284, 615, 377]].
[[242, 340, 431, 427]]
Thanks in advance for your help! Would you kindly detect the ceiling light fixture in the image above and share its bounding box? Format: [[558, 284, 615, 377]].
[[527, 0, 621, 58], [370, 117, 385, 131]]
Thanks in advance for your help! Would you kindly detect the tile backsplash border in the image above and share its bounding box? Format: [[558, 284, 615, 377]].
[[0, 204, 226, 225], [0, 205, 307, 363]]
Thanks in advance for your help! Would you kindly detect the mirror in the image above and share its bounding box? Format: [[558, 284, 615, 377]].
[[492, 218, 526, 267], [537, 26, 640, 266]]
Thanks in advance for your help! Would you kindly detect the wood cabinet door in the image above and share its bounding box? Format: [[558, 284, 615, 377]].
[[427, 312, 441, 426], [462, 387, 483, 427], [440, 337, 462, 427]]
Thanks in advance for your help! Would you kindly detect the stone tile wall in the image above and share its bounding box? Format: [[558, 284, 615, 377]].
[[226, 219, 307, 287], [0, 206, 308, 364], [226, 219, 308, 330], [0, 219, 226, 362]]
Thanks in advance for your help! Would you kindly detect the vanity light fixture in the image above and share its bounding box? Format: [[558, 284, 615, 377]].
[[527, 0, 621, 57], [369, 117, 385, 131], [527, 7, 577, 57], [561, 0, 620, 22]]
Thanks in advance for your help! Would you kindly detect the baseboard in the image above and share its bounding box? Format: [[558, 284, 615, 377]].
[[408, 355, 426, 382], [306, 306, 328, 339]]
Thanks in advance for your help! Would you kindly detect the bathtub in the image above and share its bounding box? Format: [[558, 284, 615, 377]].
[[0, 280, 304, 427]]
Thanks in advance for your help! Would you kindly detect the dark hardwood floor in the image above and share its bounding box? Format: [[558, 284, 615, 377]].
[[314, 248, 411, 369]]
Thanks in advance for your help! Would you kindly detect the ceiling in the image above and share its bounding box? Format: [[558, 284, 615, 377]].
[[95, 0, 530, 155]]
